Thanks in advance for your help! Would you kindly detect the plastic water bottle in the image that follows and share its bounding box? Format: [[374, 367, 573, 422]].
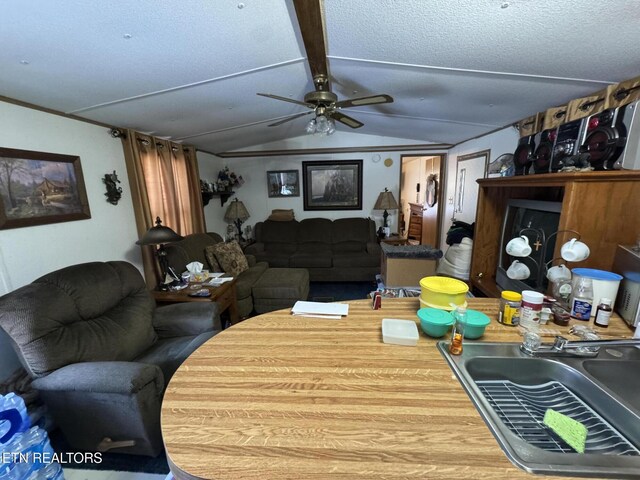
[[0, 394, 30, 443], [0, 427, 59, 480]]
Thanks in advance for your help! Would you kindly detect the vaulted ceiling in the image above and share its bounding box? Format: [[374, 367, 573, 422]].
[[2, 0, 639, 154]]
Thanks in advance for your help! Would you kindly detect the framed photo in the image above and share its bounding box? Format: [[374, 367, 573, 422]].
[[302, 160, 363, 211], [0, 147, 91, 230], [267, 169, 300, 197]]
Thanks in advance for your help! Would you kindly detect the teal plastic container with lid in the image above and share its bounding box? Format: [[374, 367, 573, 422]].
[[454, 309, 490, 339], [417, 308, 454, 338]]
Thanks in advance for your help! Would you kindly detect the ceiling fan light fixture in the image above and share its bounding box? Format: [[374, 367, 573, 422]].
[[305, 118, 317, 133]]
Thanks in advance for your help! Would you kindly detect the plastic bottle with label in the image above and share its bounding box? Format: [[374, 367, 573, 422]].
[[519, 290, 543, 330], [570, 276, 594, 320], [594, 298, 613, 328]]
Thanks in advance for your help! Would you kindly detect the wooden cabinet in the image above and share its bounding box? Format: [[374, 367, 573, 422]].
[[470, 171, 640, 298], [407, 203, 423, 243]]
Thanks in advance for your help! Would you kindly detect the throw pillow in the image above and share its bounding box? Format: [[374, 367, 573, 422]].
[[210, 241, 249, 277], [204, 245, 223, 272], [268, 209, 295, 221]]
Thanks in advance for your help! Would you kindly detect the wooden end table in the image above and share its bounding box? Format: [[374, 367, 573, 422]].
[[152, 278, 240, 326]]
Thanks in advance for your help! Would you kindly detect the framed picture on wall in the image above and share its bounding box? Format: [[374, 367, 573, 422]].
[[302, 159, 363, 211], [267, 170, 300, 197], [0, 147, 91, 230]]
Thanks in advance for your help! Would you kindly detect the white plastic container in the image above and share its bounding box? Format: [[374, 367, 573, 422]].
[[381, 319, 419, 346], [572, 268, 623, 316], [520, 290, 544, 330]]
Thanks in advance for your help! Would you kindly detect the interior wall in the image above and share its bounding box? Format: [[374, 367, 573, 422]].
[[441, 127, 519, 247], [0, 100, 141, 380], [197, 151, 226, 234], [198, 133, 443, 237]]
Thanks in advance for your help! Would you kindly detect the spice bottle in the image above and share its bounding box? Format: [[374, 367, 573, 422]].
[[570, 276, 594, 320], [449, 306, 467, 355], [520, 290, 544, 330], [498, 290, 521, 326], [594, 298, 613, 328]]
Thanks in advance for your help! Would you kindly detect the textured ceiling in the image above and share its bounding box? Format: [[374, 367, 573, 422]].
[[1, 0, 639, 154]]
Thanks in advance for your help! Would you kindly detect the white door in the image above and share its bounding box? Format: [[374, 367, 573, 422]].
[[454, 150, 490, 224]]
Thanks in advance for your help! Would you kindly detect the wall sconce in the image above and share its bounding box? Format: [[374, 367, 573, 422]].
[[103, 171, 123, 205]]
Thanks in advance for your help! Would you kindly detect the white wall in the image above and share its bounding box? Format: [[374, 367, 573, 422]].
[[197, 132, 443, 237], [441, 127, 519, 247], [0, 100, 141, 380]]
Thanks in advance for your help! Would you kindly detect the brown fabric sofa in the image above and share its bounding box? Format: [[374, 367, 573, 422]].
[[164, 233, 309, 317], [164, 233, 268, 318], [244, 218, 381, 281]]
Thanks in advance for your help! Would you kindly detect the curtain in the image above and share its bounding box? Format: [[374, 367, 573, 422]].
[[121, 130, 205, 286]]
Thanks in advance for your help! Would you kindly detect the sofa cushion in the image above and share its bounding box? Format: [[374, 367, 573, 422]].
[[209, 241, 249, 277], [235, 262, 269, 299], [331, 217, 373, 244], [165, 232, 223, 273], [265, 242, 297, 255], [204, 245, 223, 272], [298, 218, 332, 244], [260, 220, 300, 244], [332, 241, 366, 253], [333, 252, 380, 268], [135, 331, 216, 382], [297, 242, 331, 254], [259, 254, 291, 268], [290, 253, 332, 268], [0, 261, 157, 378]]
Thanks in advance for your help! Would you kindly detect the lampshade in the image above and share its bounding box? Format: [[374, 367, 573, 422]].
[[224, 198, 250, 223], [374, 188, 399, 211], [136, 217, 184, 246]]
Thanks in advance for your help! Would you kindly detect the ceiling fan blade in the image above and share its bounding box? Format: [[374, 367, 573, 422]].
[[330, 111, 364, 129], [257, 93, 314, 108], [268, 111, 313, 127], [334, 94, 394, 109], [293, 0, 330, 90]]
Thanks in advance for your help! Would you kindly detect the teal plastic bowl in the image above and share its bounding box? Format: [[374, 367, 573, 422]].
[[417, 308, 454, 338], [460, 309, 491, 339]]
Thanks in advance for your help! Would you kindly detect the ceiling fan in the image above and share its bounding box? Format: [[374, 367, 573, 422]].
[[257, 0, 393, 132]]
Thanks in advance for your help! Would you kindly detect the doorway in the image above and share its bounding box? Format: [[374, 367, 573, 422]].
[[399, 154, 446, 248]]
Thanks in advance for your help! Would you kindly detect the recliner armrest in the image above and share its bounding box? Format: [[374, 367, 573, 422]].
[[153, 302, 221, 337], [244, 243, 264, 255], [367, 242, 382, 255], [32, 361, 164, 396]]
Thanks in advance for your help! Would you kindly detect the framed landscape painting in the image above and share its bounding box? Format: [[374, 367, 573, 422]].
[[267, 170, 300, 197], [302, 160, 363, 211], [0, 147, 91, 230]]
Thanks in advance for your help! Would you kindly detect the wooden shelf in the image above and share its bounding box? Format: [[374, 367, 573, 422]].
[[202, 190, 235, 207], [470, 170, 640, 297]]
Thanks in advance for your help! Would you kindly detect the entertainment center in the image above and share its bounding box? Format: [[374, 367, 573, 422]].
[[469, 170, 640, 298]]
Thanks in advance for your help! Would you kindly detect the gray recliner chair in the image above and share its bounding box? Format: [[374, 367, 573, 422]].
[[0, 261, 220, 456]]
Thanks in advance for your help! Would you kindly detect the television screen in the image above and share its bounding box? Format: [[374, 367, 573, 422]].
[[496, 199, 562, 293]]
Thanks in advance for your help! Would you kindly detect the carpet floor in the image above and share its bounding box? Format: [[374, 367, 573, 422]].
[[307, 281, 376, 302]]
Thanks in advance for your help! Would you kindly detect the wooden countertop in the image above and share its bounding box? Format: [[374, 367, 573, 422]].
[[161, 298, 634, 480]]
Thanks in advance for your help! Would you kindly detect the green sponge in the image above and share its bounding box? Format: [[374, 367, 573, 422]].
[[543, 409, 588, 453]]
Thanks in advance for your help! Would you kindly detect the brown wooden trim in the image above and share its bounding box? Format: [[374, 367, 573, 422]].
[[293, 0, 329, 85], [0, 95, 115, 129], [216, 143, 452, 158], [478, 170, 640, 187]]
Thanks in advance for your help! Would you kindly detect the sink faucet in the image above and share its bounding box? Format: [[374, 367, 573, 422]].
[[520, 334, 640, 357]]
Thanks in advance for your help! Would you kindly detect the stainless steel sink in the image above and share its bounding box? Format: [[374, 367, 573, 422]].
[[438, 341, 640, 478]]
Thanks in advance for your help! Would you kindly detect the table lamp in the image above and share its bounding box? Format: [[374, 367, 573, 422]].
[[374, 188, 399, 237], [136, 216, 184, 288], [224, 198, 250, 241]]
